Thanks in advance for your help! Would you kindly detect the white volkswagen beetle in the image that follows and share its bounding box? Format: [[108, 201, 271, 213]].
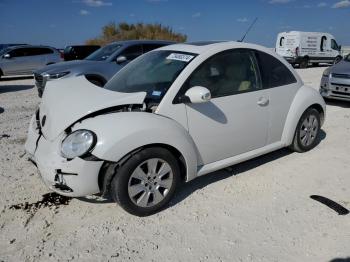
[[25, 41, 326, 216]]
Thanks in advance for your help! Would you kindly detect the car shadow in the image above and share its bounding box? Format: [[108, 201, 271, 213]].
[[0, 85, 34, 94], [169, 129, 326, 208], [329, 258, 350, 262], [0, 107, 4, 114], [0, 75, 33, 81], [325, 99, 350, 108]]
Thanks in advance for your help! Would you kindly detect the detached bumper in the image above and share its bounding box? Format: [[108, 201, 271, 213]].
[[25, 116, 104, 197]]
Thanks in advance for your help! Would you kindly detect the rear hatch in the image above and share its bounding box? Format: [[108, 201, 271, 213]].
[[276, 34, 298, 57]]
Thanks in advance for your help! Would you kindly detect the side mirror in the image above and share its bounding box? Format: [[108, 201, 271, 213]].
[[3, 54, 11, 59], [184, 86, 211, 104], [116, 56, 127, 64]]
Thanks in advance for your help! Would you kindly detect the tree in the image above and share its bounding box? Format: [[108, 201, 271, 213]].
[[86, 22, 187, 45]]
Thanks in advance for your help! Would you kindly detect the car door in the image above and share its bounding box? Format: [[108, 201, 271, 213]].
[[254, 50, 299, 144], [178, 49, 269, 165], [1, 47, 27, 75], [26, 48, 48, 70]]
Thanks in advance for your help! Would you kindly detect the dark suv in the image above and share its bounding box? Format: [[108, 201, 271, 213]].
[[34, 40, 175, 97]]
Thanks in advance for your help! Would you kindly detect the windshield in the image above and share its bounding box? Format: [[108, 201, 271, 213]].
[[104, 50, 196, 103], [345, 54, 350, 62], [85, 43, 121, 61]]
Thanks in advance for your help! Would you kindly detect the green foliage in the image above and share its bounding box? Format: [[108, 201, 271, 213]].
[[86, 22, 187, 45]]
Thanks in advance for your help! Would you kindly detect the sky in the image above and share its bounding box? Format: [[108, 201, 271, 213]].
[[0, 0, 349, 48]]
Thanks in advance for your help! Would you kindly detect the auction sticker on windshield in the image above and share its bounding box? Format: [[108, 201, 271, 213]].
[[166, 53, 194, 62]]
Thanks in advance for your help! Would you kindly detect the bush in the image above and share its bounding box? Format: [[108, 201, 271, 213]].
[[86, 22, 187, 45]]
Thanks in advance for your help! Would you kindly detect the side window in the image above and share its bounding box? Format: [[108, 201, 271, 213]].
[[36, 48, 54, 55], [331, 39, 339, 51], [320, 36, 327, 52], [142, 44, 163, 53], [8, 48, 25, 57], [279, 37, 285, 47], [182, 49, 261, 99], [255, 51, 297, 88], [120, 45, 143, 61]]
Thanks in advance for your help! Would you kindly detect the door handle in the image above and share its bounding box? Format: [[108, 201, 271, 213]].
[[257, 97, 269, 106]]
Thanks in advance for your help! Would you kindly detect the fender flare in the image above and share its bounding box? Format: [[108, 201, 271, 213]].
[[73, 112, 199, 182], [281, 85, 326, 146]]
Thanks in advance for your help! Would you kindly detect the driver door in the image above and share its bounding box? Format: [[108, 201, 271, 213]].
[[181, 49, 269, 165]]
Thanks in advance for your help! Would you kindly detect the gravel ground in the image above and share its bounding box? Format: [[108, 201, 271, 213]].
[[0, 68, 349, 262]]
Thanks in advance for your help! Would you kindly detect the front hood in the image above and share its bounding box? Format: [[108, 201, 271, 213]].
[[35, 60, 108, 74], [331, 60, 350, 75], [39, 76, 146, 140]]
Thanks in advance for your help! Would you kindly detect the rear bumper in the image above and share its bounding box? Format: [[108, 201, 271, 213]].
[[320, 75, 350, 102], [25, 115, 104, 197]]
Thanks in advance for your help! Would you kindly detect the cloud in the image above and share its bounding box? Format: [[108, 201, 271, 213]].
[[317, 2, 327, 7], [81, 0, 112, 7], [332, 0, 350, 8], [80, 9, 90, 15], [269, 0, 292, 4], [192, 12, 201, 18], [237, 17, 248, 23]]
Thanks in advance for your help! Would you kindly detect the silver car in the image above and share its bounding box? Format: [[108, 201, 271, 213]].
[[320, 53, 350, 102], [0, 45, 62, 79], [34, 40, 174, 97]]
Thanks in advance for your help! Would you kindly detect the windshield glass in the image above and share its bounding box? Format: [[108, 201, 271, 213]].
[[345, 54, 350, 62], [85, 43, 121, 61], [104, 50, 196, 102]]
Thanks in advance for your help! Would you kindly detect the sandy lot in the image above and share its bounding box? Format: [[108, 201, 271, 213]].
[[0, 68, 349, 262]]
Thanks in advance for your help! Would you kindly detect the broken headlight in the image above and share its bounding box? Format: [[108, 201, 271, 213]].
[[61, 130, 96, 159]]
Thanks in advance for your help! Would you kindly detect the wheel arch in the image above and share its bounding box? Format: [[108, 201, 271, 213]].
[[97, 143, 188, 197], [281, 85, 326, 146]]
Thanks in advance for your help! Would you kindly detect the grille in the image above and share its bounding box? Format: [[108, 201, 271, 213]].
[[332, 91, 350, 97], [332, 73, 350, 79]]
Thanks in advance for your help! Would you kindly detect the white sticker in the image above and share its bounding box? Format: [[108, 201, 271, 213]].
[[166, 53, 194, 62]]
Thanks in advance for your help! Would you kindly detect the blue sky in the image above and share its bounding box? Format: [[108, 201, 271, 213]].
[[0, 0, 349, 48]]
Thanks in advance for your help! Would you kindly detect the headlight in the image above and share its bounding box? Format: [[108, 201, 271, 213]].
[[61, 130, 96, 159], [323, 68, 331, 77], [44, 71, 70, 80]]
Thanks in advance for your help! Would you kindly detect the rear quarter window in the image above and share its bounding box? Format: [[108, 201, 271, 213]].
[[255, 51, 297, 88]]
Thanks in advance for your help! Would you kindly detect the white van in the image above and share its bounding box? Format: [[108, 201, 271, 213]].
[[276, 31, 342, 68]]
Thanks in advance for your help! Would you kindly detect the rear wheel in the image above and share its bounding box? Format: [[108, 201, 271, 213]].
[[300, 58, 309, 69], [290, 108, 321, 153], [333, 56, 342, 65], [110, 147, 180, 216], [312, 63, 319, 67]]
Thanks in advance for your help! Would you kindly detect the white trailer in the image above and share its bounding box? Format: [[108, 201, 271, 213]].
[[276, 31, 342, 68]]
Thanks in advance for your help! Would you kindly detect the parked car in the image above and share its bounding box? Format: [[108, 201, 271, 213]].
[[320, 53, 350, 101], [0, 45, 62, 78], [63, 45, 100, 61], [0, 43, 27, 51], [34, 40, 175, 97], [25, 41, 326, 216], [276, 31, 342, 68]]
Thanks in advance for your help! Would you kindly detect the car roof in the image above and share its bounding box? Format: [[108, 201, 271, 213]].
[[106, 40, 176, 46], [157, 41, 273, 55]]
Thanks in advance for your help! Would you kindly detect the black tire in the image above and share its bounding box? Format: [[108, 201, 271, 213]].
[[333, 56, 342, 65], [300, 58, 309, 69], [110, 147, 180, 216], [312, 63, 319, 67], [289, 108, 321, 153]]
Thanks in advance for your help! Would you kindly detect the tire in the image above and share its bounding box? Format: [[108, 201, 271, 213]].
[[300, 58, 309, 69], [333, 56, 342, 65], [110, 147, 180, 216], [312, 63, 319, 67], [289, 108, 321, 153]]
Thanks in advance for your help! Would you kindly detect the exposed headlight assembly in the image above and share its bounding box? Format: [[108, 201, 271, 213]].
[[61, 130, 96, 159], [322, 68, 331, 77], [44, 71, 70, 80]]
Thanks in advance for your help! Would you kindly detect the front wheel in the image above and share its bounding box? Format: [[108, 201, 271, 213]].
[[290, 108, 321, 153], [110, 147, 180, 216], [300, 58, 309, 69]]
